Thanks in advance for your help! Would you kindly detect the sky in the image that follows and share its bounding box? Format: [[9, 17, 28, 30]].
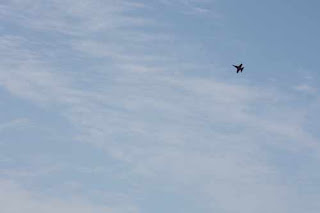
[[1, 0, 320, 212]]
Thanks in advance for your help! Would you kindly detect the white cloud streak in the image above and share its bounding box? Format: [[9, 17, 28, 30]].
[[0, 180, 138, 213]]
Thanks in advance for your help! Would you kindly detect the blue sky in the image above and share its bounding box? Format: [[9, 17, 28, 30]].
[[1, 0, 320, 212]]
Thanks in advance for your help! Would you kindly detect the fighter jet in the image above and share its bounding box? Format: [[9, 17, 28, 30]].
[[233, 64, 244, 73]]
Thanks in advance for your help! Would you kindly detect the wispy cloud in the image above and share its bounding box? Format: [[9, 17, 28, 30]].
[[295, 84, 317, 94], [0, 118, 30, 132], [1, 0, 150, 35], [158, 0, 216, 16], [0, 1, 319, 212], [0, 179, 138, 213]]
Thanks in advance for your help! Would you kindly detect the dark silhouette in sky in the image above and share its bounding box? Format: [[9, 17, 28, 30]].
[[233, 64, 244, 73]]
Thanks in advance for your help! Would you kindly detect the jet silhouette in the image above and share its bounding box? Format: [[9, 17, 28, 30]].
[[233, 64, 244, 73]]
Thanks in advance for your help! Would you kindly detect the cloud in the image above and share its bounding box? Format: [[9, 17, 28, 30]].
[[294, 84, 317, 94], [1, 0, 149, 35], [0, 1, 320, 212], [158, 0, 216, 15], [0, 118, 30, 132], [0, 179, 138, 213]]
